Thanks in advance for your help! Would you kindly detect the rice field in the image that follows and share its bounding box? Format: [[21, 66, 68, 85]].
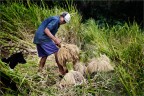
[[0, 1, 144, 96]]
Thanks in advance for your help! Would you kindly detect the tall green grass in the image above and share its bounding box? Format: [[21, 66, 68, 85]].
[[0, 61, 31, 95], [0, 0, 144, 95], [79, 19, 144, 95], [0, 0, 81, 46]]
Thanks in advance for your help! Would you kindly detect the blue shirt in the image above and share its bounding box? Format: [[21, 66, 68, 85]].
[[33, 16, 60, 44]]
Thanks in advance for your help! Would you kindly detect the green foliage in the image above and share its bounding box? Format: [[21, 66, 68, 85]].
[[78, 19, 144, 95], [0, 61, 31, 95]]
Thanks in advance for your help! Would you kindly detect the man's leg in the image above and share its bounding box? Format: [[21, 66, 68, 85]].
[[54, 52, 66, 75], [38, 56, 47, 72]]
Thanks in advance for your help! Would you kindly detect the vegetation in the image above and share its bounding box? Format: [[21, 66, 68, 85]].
[[0, 1, 144, 96]]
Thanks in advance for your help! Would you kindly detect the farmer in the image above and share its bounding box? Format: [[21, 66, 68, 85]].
[[33, 12, 71, 75]]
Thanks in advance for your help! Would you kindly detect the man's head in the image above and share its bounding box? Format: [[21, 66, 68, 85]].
[[60, 12, 71, 25]]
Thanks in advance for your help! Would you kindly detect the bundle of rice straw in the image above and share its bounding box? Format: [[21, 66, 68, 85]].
[[87, 54, 114, 74], [57, 43, 80, 68], [74, 62, 87, 76], [59, 70, 86, 88]]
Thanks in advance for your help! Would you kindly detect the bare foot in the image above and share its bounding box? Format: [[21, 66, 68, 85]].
[[65, 69, 68, 73], [38, 68, 43, 72], [59, 70, 65, 75]]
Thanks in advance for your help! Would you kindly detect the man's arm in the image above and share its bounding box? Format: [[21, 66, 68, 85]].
[[44, 28, 61, 45]]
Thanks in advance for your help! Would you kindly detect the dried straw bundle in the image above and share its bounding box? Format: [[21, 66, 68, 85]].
[[59, 70, 86, 88], [57, 43, 80, 67], [87, 54, 114, 74], [74, 62, 87, 75]]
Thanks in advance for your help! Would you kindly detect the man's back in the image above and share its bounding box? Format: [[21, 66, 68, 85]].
[[33, 16, 60, 44]]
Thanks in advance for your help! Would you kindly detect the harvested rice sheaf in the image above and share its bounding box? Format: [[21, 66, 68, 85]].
[[87, 54, 114, 74], [74, 62, 87, 75], [59, 70, 86, 88], [57, 43, 80, 67]]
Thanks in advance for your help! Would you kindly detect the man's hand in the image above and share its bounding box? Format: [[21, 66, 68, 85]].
[[54, 38, 61, 47]]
